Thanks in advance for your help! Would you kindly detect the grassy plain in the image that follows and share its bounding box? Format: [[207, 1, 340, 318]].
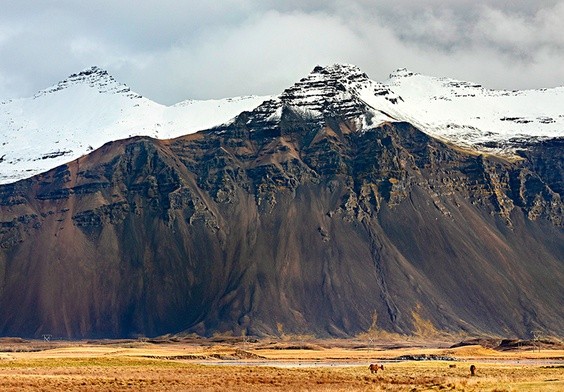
[[0, 337, 562, 391]]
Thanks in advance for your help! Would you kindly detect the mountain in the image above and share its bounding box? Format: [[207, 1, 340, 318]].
[[0, 66, 270, 184], [0, 64, 562, 339]]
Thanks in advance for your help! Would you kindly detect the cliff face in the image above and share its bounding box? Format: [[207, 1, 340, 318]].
[[0, 66, 562, 339]]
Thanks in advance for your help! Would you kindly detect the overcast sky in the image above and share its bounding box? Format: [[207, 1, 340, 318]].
[[1, 1, 563, 104]]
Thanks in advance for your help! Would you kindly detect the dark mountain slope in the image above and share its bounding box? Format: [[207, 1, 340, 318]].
[[0, 65, 562, 339]]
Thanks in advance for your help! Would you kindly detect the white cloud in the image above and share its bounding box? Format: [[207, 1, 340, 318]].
[[0, 1, 563, 104], [473, 2, 564, 60], [113, 10, 371, 103]]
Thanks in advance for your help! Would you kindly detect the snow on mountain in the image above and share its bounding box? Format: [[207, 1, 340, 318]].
[[1, 64, 563, 185], [379, 68, 564, 151], [242, 64, 400, 132], [0, 66, 270, 184]]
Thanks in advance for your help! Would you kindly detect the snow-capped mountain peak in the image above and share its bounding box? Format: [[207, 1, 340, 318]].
[[0, 67, 270, 184], [34, 66, 140, 99], [279, 63, 401, 110], [278, 64, 373, 119], [244, 64, 400, 131]]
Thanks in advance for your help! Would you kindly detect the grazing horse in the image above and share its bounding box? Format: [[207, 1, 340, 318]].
[[449, 364, 457, 368], [369, 363, 384, 373], [470, 364, 476, 376]]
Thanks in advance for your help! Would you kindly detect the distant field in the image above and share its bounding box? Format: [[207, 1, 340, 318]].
[[0, 337, 562, 391]]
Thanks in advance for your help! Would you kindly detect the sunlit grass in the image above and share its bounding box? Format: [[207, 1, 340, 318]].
[[0, 341, 562, 391]]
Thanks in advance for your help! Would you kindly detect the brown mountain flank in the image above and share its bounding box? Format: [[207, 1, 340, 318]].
[[0, 109, 562, 339]]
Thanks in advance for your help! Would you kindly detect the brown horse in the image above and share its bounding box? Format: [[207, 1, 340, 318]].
[[470, 364, 476, 376], [369, 363, 384, 373]]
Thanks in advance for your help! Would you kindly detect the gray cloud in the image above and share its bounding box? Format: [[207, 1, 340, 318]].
[[0, 1, 563, 104]]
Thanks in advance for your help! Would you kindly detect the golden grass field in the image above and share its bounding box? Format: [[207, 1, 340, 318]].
[[0, 337, 562, 391]]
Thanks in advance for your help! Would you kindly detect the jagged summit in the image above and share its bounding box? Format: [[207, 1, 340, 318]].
[[280, 63, 400, 109], [243, 64, 399, 132], [279, 64, 369, 108], [305, 63, 370, 86], [388, 68, 419, 79], [35, 66, 141, 99]]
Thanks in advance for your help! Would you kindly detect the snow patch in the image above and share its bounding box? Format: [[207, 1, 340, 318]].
[[0, 68, 270, 184]]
